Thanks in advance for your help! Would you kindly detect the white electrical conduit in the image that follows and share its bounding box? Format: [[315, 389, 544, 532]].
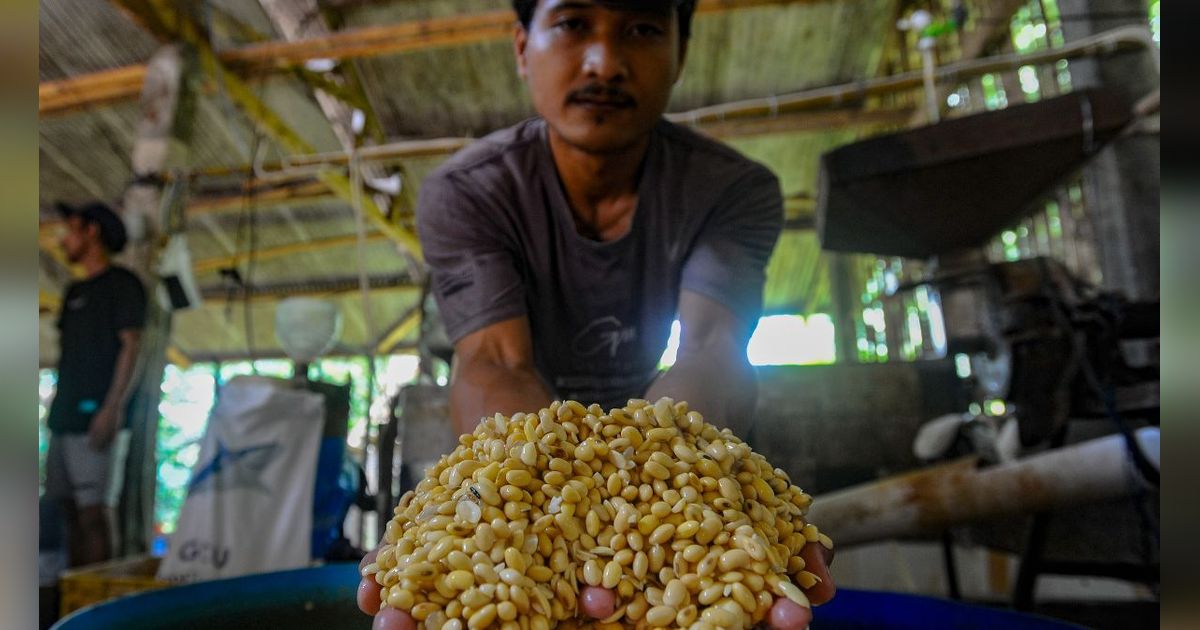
[[805, 427, 1160, 548]]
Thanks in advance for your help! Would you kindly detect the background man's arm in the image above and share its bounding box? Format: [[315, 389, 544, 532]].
[[448, 316, 554, 436], [89, 328, 141, 448], [645, 290, 758, 436]]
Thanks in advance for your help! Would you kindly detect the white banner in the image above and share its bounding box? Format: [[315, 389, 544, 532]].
[[158, 376, 324, 582]]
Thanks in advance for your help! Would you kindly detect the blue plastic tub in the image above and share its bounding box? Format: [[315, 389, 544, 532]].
[[53, 563, 1086, 629]]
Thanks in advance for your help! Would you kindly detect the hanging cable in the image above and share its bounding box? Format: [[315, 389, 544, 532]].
[[229, 126, 265, 370]]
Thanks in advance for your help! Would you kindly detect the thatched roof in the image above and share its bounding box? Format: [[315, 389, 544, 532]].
[[39, 0, 923, 366]]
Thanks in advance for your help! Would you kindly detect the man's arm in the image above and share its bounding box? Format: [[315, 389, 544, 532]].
[[645, 290, 758, 436], [448, 316, 554, 436], [88, 328, 140, 449]]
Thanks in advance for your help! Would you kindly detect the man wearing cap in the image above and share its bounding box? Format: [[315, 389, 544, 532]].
[[45, 201, 146, 567], [358, 1, 834, 629]]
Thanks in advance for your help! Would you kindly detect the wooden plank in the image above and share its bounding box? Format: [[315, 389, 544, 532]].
[[186, 180, 338, 216], [192, 231, 387, 274], [663, 26, 1152, 126], [375, 306, 422, 355], [40, 65, 149, 116], [147, 0, 423, 259], [199, 277, 418, 302], [39, 289, 62, 314], [697, 105, 915, 139], [43, 0, 831, 117], [176, 103, 903, 184], [164, 345, 193, 369]]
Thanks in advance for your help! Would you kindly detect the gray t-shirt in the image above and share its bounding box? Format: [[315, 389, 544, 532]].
[[417, 118, 782, 410]]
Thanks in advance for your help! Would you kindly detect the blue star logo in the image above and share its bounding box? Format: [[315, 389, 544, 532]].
[[187, 441, 281, 495]]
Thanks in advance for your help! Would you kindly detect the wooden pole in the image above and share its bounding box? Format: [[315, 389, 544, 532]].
[[116, 43, 198, 557]]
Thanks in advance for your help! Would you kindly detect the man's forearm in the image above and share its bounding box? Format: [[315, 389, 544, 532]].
[[449, 360, 554, 436], [645, 351, 758, 437], [101, 338, 140, 412]]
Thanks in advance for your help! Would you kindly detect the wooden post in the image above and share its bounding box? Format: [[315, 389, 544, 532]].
[[1056, 0, 1159, 303], [116, 43, 197, 557], [828, 254, 861, 364]]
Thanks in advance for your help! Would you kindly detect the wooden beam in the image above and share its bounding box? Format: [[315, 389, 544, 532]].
[[213, 0, 817, 71], [144, 1, 423, 260], [38, 179, 338, 263], [164, 345, 193, 369], [783, 193, 815, 229], [177, 102, 901, 184], [665, 26, 1152, 127], [39, 289, 61, 314], [42, 0, 828, 117], [192, 231, 388, 274], [40, 65, 149, 116], [199, 276, 418, 303], [698, 105, 916, 139], [375, 305, 422, 355], [187, 180, 338, 216]]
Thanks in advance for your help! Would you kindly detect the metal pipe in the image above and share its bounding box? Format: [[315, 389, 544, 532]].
[[806, 427, 1159, 547]]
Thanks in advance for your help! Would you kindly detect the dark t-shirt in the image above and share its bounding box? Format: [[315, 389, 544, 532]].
[[418, 118, 782, 410], [48, 266, 147, 433]]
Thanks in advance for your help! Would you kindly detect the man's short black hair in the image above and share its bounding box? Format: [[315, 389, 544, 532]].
[[512, 1, 697, 40]]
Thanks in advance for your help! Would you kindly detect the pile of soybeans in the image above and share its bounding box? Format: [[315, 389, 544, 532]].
[[364, 398, 832, 630]]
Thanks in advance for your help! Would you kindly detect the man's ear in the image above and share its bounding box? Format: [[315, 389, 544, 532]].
[[514, 23, 529, 81]]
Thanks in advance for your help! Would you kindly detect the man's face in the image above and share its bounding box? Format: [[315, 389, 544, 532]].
[[59, 216, 95, 263], [515, 0, 687, 154]]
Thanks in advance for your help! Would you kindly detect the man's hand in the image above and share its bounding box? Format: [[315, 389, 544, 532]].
[[357, 542, 834, 629], [88, 404, 121, 450]]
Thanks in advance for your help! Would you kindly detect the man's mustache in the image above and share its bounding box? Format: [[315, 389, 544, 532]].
[[567, 84, 636, 106]]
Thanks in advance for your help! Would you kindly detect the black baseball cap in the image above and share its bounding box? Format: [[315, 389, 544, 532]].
[[55, 201, 129, 254]]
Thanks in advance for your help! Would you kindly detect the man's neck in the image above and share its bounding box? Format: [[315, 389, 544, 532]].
[[547, 131, 651, 240], [79, 249, 111, 279]]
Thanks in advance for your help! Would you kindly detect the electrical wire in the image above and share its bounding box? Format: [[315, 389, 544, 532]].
[[241, 128, 264, 369]]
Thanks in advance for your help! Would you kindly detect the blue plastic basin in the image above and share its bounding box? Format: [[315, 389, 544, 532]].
[[53, 563, 1086, 629]]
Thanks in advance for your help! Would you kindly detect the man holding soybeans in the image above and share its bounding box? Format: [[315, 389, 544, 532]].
[[359, 1, 834, 627]]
